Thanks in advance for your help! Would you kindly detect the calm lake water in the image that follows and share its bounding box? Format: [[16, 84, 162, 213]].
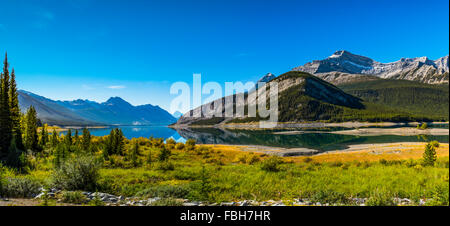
[[63, 125, 449, 152]]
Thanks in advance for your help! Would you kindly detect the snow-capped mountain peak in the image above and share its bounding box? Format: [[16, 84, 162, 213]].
[[293, 51, 449, 84]]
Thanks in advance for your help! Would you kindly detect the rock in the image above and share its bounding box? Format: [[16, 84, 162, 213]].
[[183, 202, 200, 206], [239, 200, 251, 206], [220, 202, 235, 206]]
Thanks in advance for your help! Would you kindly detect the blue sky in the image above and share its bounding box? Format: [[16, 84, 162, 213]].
[[0, 0, 448, 112]]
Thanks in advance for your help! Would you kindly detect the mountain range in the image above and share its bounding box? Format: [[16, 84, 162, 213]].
[[293, 50, 449, 85], [174, 51, 449, 126], [18, 90, 176, 126]]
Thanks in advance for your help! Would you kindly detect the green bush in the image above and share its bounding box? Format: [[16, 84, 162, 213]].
[[426, 183, 449, 206], [366, 191, 396, 206], [149, 197, 184, 206], [1, 177, 41, 198], [310, 190, 349, 205], [175, 143, 185, 150], [158, 147, 171, 162], [61, 191, 87, 204], [52, 155, 101, 191], [260, 156, 284, 172], [156, 161, 175, 171], [136, 184, 191, 199], [185, 139, 196, 151]]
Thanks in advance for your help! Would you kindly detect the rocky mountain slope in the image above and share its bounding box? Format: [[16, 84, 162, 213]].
[[174, 70, 444, 127], [174, 71, 367, 126], [293, 50, 449, 84], [18, 90, 176, 126]]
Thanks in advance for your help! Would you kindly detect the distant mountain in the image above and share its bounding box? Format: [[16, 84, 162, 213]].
[[293, 50, 449, 84], [18, 90, 176, 126], [18, 91, 99, 126]]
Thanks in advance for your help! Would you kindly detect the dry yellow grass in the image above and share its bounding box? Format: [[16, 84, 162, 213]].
[[199, 143, 450, 164], [286, 143, 449, 163]]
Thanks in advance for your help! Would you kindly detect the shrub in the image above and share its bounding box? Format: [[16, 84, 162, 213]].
[[175, 143, 185, 150], [303, 157, 313, 163], [1, 177, 41, 198], [310, 190, 349, 205], [366, 191, 396, 206], [165, 138, 176, 145], [158, 147, 171, 162], [156, 161, 175, 171], [247, 154, 260, 165], [260, 156, 284, 172], [88, 193, 105, 206], [235, 154, 248, 164], [61, 191, 87, 204], [426, 183, 449, 206], [149, 198, 184, 206], [420, 122, 428, 130], [196, 146, 212, 155], [185, 139, 196, 150], [52, 155, 101, 191], [136, 184, 191, 199]]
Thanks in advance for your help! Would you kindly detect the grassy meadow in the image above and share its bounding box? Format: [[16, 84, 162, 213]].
[[1, 132, 448, 206]]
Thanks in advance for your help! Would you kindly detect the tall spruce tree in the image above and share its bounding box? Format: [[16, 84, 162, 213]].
[[0, 52, 12, 157], [74, 129, 79, 146], [81, 128, 91, 151], [39, 124, 49, 148], [50, 129, 59, 147], [65, 129, 73, 147], [24, 106, 39, 152], [115, 128, 125, 155], [9, 68, 24, 150]]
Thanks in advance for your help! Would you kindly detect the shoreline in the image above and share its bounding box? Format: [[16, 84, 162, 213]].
[[205, 141, 450, 157], [170, 121, 449, 130], [273, 127, 449, 136]]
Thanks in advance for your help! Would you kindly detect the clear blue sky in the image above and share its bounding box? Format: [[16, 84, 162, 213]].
[[0, 0, 448, 112]]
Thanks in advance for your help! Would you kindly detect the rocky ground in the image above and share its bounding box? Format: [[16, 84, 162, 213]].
[[0, 188, 429, 206]]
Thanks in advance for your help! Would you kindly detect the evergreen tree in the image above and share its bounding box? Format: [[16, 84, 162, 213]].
[[39, 124, 49, 148], [6, 136, 26, 171], [9, 68, 24, 150], [74, 130, 79, 146], [0, 52, 12, 157], [145, 149, 152, 166], [423, 141, 438, 166], [53, 143, 68, 168], [115, 128, 125, 155], [64, 129, 72, 147], [129, 140, 140, 167], [103, 129, 115, 158], [24, 106, 39, 152], [81, 128, 91, 151], [51, 129, 59, 147]]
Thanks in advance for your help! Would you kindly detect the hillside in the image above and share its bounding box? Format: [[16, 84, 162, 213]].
[[18, 90, 176, 126], [338, 79, 449, 120], [18, 91, 99, 126], [174, 71, 437, 126]]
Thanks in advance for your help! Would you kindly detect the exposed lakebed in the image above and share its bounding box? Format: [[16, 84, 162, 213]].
[[61, 123, 449, 154]]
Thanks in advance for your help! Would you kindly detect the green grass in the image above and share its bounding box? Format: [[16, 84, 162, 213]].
[[1, 137, 448, 206]]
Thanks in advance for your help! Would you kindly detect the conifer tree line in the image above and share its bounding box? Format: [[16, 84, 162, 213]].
[[0, 52, 27, 168]]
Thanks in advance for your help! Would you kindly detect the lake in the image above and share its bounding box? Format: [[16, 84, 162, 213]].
[[64, 125, 449, 152]]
